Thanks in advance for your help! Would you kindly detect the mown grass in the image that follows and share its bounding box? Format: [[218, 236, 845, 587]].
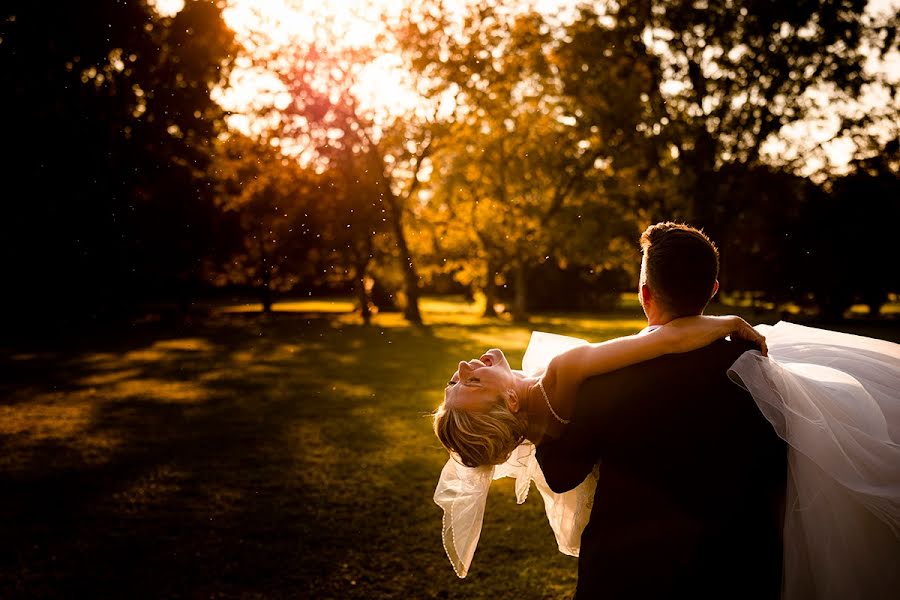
[[1, 298, 897, 599]]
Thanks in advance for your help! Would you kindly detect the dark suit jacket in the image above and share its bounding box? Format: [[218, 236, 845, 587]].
[[536, 338, 786, 600]]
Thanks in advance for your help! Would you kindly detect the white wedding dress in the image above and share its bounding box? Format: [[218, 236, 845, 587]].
[[434, 323, 900, 599]]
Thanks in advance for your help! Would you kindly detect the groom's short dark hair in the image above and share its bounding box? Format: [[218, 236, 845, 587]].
[[640, 222, 719, 317]]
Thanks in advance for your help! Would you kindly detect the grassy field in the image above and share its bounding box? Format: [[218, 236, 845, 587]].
[[1, 298, 898, 599]]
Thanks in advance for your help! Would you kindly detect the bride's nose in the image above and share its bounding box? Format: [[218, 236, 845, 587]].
[[458, 361, 471, 375]]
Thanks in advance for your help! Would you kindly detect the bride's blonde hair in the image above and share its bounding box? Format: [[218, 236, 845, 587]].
[[433, 396, 527, 468]]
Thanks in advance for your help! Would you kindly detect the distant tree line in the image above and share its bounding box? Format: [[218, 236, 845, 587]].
[[2, 0, 898, 328]]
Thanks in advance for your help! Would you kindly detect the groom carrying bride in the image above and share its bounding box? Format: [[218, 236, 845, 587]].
[[536, 222, 787, 599], [435, 221, 899, 598]]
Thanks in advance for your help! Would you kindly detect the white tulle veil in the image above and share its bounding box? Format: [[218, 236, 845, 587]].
[[433, 332, 597, 577]]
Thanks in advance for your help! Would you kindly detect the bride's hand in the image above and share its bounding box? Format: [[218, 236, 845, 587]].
[[660, 315, 767, 357]]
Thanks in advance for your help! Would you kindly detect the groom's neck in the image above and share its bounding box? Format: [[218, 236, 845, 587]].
[[645, 310, 675, 328], [646, 316, 668, 327], [647, 309, 702, 328]]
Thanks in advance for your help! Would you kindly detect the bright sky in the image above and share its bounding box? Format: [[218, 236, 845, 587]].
[[151, 0, 899, 173], [153, 0, 576, 129], [217, 0, 420, 134]]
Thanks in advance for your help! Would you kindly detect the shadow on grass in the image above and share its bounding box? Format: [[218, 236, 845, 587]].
[[1, 311, 587, 599]]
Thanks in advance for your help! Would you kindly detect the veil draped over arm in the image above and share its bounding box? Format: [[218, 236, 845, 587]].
[[729, 322, 900, 600]]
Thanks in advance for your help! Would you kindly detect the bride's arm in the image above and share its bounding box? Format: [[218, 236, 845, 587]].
[[550, 315, 764, 396]]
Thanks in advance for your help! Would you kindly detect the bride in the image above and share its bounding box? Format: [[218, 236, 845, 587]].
[[435, 315, 766, 467], [432, 321, 900, 597]]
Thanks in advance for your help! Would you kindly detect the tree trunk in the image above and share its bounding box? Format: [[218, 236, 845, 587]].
[[356, 281, 372, 325], [863, 290, 886, 318], [258, 232, 273, 314], [354, 261, 372, 326], [261, 264, 272, 313], [817, 292, 850, 323], [385, 194, 423, 325], [482, 258, 498, 317], [510, 262, 529, 322], [261, 282, 272, 314], [370, 145, 424, 325]]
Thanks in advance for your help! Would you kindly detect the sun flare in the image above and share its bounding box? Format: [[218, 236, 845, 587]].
[[218, 0, 427, 131], [162, 0, 575, 133]]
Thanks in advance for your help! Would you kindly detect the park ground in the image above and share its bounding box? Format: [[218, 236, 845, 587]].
[[2, 297, 898, 599]]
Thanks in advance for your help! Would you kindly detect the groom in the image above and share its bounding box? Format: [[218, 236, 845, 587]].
[[536, 222, 787, 599]]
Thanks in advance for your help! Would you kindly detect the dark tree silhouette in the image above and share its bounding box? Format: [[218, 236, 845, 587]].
[[1, 1, 235, 324], [554, 0, 898, 316]]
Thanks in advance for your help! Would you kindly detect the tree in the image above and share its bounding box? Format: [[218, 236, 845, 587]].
[[556, 1, 883, 218], [211, 131, 390, 323], [210, 135, 316, 314], [1, 1, 236, 322], [313, 145, 392, 325], [233, 10, 435, 325], [397, 1, 635, 319], [654, 0, 872, 222], [806, 148, 900, 319], [551, 0, 899, 314]]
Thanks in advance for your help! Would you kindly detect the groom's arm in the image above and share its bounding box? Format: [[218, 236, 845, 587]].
[[536, 435, 596, 494], [536, 373, 615, 493], [539, 338, 760, 494], [536, 364, 644, 494]]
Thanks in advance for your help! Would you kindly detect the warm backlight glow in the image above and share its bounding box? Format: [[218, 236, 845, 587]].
[[219, 0, 423, 128], [224, 0, 397, 49], [154, 0, 897, 169], [168, 1, 574, 131]]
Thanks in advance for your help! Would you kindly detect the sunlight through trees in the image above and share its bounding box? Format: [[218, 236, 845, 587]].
[[3, 0, 899, 324]]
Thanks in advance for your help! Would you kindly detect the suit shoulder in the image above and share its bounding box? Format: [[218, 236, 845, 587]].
[[703, 336, 757, 363], [575, 337, 753, 396]]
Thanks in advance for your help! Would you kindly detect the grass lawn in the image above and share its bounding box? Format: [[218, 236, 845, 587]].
[[1, 298, 898, 599]]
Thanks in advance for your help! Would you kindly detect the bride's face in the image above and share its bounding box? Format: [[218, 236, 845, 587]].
[[444, 348, 516, 411]]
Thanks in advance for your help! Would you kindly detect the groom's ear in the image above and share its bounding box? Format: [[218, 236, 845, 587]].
[[710, 279, 720, 299], [640, 284, 652, 308]]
